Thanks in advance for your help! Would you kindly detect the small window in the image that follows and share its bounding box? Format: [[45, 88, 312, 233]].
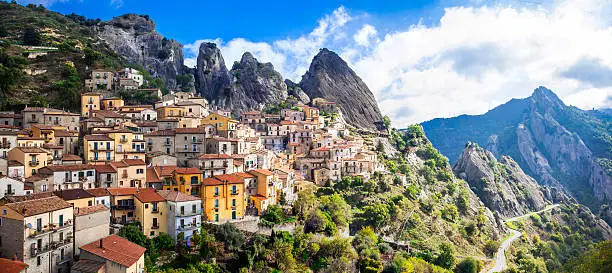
[[145, 204, 149, 209]]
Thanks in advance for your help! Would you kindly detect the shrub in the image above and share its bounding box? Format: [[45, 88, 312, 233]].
[[441, 204, 459, 222], [484, 240, 499, 258], [454, 257, 481, 273], [434, 243, 455, 269]]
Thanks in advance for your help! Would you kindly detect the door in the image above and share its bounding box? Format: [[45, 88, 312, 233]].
[[36, 218, 42, 231], [153, 218, 158, 228], [59, 214, 64, 227]]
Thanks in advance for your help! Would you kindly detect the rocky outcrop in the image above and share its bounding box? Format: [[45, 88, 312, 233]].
[[423, 86, 612, 223], [453, 142, 549, 218], [196, 42, 231, 102], [225, 52, 288, 113], [195, 45, 288, 114], [97, 14, 184, 89], [300, 48, 383, 130], [285, 79, 310, 104]]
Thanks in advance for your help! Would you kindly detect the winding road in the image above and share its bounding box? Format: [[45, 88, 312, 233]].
[[487, 204, 560, 273]]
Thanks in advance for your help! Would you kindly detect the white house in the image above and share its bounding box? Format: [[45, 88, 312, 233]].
[[0, 175, 25, 198], [38, 164, 97, 190], [157, 190, 202, 245]]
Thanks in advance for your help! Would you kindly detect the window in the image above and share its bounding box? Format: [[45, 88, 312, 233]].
[[214, 187, 219, 196], [214, 199, 219, 208], [192, 204, 196, 213], [37, 256, 41, 266], [1, 210, 6, 215], [150, 231, 155, 236], [137, 169, 144, 174], [145, 204, 149, 209], [232, 199, 236, 207], [232, 185, 237, 194]]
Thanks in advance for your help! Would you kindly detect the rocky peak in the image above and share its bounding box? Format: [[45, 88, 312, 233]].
[[107, 14, 155, 34], [530, 86, 566, 114], [97, 14, 183, 90], [453, 142, 550, 218], [300, 48, 383, 130], [196, 42, 231, 101]]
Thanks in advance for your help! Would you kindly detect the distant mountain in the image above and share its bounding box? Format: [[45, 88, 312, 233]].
[[422, 87, 612, 222], [300, 49, 383, 130]]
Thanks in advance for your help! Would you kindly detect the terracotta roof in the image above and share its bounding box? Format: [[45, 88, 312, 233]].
[[106, 187, 139, 196], [173, 167, 201, 175], [13, 147, 47, 153], [199, 154, 232, 159], [109, 161, 129, 168], [54, 189, 95, 201], [0, 257, 28, 273], [74, 204, 109, 216], [40, 164, 94, 172], [234, 172, 256, 178], [4, 196, 72, 216], [80, 235, 146, 267], [70, 259, 105, 273], [146, 167, 161, 183], [87, 188, 110, 197], [61, 154, 82, 161], [154, 166, 178, 177], [251, 194, 267, 201], [94, 164, 116, 173], [201, 178, 223, 186], [92, 110, 124, 118], [134, 188, 165, 203], [1, 192, 53, 203], [214, 174, 244, 184], [85, 135, 113, 141], [122, 159, 146, 166], [157, 190, 201, 202], [249, 169, 274, 176]]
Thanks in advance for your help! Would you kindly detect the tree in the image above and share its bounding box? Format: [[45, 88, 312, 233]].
[[152, 233, 174, 250], [213, 222, 245, 251], [455, 257, 481, 273], [118, 224, 147, 247], [362, 203, 390, 228], [293, 185, 318, 219], [382, 115, 391, 129], [260, 205, 285, 226], [565, 240, 612, 273], [353, 226, 378, 253], [320, 194, 352, 228], [434, 242, 456, 269], [484, 240, 500, 258], [22, 26, 42, 46]]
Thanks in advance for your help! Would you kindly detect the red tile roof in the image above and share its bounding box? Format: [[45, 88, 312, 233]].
[[87, 188, 110, 197], [53, 189, 95, 201], [74, 204, 109, 216], [61, 154, 82, 161], [0, 257, 28, 273], [234, 172, 256, 178], [201, 178, 223, 186], [146, 167, 161, 183], [94, 164, 116, 173], [134, 188, 165, 203], [214, 174, 244, 184], [157, 190, 201, 202], [122, 159, 146, 166], [173, 167, 201, 175], [154, 166, 177, 177], [249, 169, 274, 176], [80, 235, 146, 267], [4, 196, 72, 216], [106, 188, 139, 196]]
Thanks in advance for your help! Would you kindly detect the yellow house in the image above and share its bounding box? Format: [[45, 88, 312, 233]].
[[30, 124, 56, 144], [16, 136, 45, 148], [110, 159, 147, 188], [81, 92, 102, 117], [201, 174, 245, 222], [200, 113, 238, 138], [107, 129, 146, 161], [8, 147, 49, 177], [84, 134, 115, 164], [134, 188, 167, 238], [107, 187, 139, 225], [248, 169, 277, 214], [101, 97, 125, 110], [163, 167, 203, 197], [156, 106, 184, 120], [53, 188, 96, 208]]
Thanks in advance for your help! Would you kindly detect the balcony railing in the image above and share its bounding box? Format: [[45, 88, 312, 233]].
[[92, 146, 112, 151], [177, 223, 200, 231], [29, 160, 40, 167], [179, 209, 201, 216], [112, 205, 136, 210], [4, 189, 15, 195], [120, 138, 128, 143], [27, 220, 73, 238], [192, 138, 203, 143], [164, 142, 172, 146], [151, 208, 160, 213], [231, 191, 239, 195], [151, 225, 159, 229], [0, 142, 11, 148]]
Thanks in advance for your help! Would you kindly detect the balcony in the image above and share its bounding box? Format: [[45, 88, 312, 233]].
[[151, 225, 159, 229], [230, 191, 239, 195], [164, 142, 172, 146], [27, 119, 39, 124], [177, 223, 200, 231], [112, 205, 136, 210], [29, 160, 40, 167], [151, 208, 160, 213], [0, 142, 11, 148], [4, 189, 15, 195], [179, 209, 201, 217], [112, 217, 135, 225], [92, 146, 112, 151], [27, 220, 73, 238], [177, 148, 201, 153], [192, 138, 203, 143], [120, 138, 128, 143]]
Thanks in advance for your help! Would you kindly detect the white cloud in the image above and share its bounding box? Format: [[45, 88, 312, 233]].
[[353, 24, 377, 47], [184, 0, 612, 127]]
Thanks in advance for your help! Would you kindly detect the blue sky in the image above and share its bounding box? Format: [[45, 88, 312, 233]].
[[17, 0, 612, 126]]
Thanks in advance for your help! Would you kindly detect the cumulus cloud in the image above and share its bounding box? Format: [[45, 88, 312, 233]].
[[184, 0, 612, 126]]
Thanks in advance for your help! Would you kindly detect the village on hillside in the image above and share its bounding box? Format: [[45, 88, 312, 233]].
[[0, 67, 387, 273]]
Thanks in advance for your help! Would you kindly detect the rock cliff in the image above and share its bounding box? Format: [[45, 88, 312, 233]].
[[453, 142, 549, 218], [196, 42, 232, 102], [97, 14, 184, 89], [423, 86, 612, 223], [299, 48, 383, 130]]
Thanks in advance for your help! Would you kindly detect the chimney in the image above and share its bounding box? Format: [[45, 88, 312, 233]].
[[99, 239, 103, 249]]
